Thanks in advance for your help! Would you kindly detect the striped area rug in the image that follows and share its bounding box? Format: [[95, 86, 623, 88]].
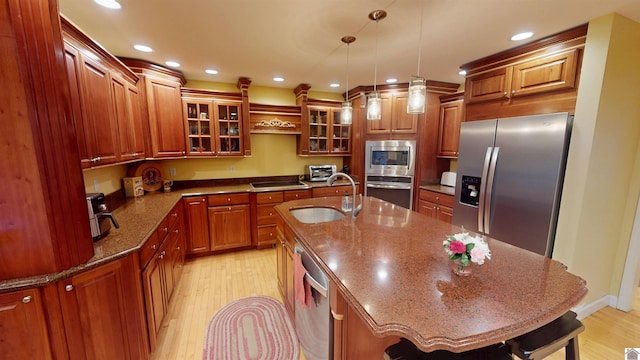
[[203, 296, 300, 360]]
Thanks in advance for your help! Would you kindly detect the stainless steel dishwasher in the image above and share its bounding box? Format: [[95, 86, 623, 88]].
[[295, 240, 331, 360]]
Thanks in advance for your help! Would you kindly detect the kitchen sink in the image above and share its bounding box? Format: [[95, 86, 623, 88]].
[[290, 207, 346, 224], [250, 180, 310, 190]]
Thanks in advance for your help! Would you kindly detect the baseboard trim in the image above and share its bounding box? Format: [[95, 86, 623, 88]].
[[572, 294, 617, 319]]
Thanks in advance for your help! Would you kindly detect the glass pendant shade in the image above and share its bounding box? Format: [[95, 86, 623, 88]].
[[407, 77, 427, 114], [341, 101, 353, 124], [367, 91, 382, 120]]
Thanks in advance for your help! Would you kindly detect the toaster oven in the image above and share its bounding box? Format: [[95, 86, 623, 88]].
[[308, 165, 336, 182]]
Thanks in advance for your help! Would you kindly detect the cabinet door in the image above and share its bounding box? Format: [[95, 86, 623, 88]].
[[184, 100, 215, 155], [80, 57, 119, 165], [184, 196, 210, 254], [437, 99, 464, 158], [209, 204, 251, 251], [285, 244, 295, 315], [0, 289, 52, 360], [418, 200, 437, 218], [111, 75, 132, 161], [312, 185, 353, 197], [466, 67, 513, 103], [276, 231, 286, 302], [308, 107, 330, 153], [215, 102, 243, 155], [391, 93, 418, 133], [437, 206, 454, 223], [142, 250, 166, 352], [511, 49, 579, 97], [145, 77, 186, 157], [63, 43, 92, 169], [366, 93, 393, 134], [331, 108, 351, 153], [58, 257, 143, 360], [127, 84, 146, 159]]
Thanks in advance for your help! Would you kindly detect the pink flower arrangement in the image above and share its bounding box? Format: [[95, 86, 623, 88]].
[[443, 230, 492, 267]]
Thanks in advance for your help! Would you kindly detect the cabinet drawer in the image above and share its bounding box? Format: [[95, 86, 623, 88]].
[[256, 191, 284, 204], [284, 189, 312, 202], [257, 225, 278, 245], [419, 190, 454, 207], [312, 185, 352, 197], [139, 232, 160, 268], [257, 204, 279, 226], [166, 201, 183, 228], [207, 193, 249, 206]]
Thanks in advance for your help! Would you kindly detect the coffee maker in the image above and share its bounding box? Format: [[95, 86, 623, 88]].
[[86, 193, 119, 241]]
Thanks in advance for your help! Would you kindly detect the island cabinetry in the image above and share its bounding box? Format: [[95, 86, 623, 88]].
[[0, 289, 52, 359], [330, 281, 400, 360], [462, 25, 586, 120], [184, 196, 211, 255], [141, 202, 185, 352], [275, 219, 296, 317], [253, 190, 311, 248], [121, 58, 187, 158], [54, 255, 148, 360], [418, 189, 454, 223], [312, 185, 353, 198], [208, 193, 251, 251], [182, 88, 245, 156], [366, 92, 417, 135], [437, 93, 464, 158]]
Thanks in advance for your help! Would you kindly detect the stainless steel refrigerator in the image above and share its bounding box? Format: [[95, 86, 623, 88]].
[[452, 112, 572, 257]]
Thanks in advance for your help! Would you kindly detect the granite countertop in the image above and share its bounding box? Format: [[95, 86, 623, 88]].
[[274, 197, 587, 353], [0, 180, 356, 293], [420, 184, 455, 196]]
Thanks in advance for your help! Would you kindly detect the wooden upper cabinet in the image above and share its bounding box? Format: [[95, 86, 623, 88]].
[[113, 75, 145, 162], [437, 94, 464, 158], [466, 67, 512, 104], [366, 92, 417, 134], [145, 76, 186, 157], [304, 105, 350, 154], [510, 49, 579, 97]]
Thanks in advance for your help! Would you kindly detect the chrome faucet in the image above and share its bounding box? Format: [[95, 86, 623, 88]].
[[327, 172, 362, 218]]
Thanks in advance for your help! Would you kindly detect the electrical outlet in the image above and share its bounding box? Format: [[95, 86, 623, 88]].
[[170, 168, 176, 176], [230, 166, 236, 174], [93, 179, 99, 192]]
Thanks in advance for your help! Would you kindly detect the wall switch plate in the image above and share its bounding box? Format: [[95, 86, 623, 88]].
[[93, 179, 99, 192], [170, 168, 176, 176]]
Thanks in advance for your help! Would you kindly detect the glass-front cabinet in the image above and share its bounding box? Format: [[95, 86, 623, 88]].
[[306, 105, 350, 155], [182, 91, 243, 157]]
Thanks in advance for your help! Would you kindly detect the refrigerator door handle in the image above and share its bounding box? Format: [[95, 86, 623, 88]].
[[478, 147, 494, 233], [484, 147, 500, 234]]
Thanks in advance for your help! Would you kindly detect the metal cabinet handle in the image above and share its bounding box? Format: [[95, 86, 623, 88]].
[[269, 232, 273, 237], [22, 296, 32, 304], [173, 229, 179, 234], [171, 213, 178, 217], [161, 227, 168, 232], [295, 194, 299, 198], [511, 90, 516, 95], [151, 244, 157, 250], [503, 91, 508, 97], [65, 285, 74, 292], [202, 198, 206, 203], [227, 197, 231, 202], [269, 212, 273, 216]]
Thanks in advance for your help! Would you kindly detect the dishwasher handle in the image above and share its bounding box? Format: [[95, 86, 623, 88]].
[[294, 246, 328, 298]]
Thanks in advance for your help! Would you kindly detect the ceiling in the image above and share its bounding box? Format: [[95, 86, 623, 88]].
[[58, 0, 640, 94]]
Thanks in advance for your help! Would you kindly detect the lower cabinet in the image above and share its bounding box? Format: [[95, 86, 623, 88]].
[[141, 201, 186, 352], [56, 255, 148, 360], [276, 216, 296, 317], [254, 189, 311, 248], [184, 195, 210, 255], [208, 193, 251, 251], [418, 189, 454, 223], [0, 288, 52, 359]]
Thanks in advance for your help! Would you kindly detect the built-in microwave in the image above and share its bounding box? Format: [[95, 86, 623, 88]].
[[365, 140, 416, 176]]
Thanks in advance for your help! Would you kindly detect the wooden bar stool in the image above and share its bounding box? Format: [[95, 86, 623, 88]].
[[384, 338, 512, 360], [506, 311, 585, 360]]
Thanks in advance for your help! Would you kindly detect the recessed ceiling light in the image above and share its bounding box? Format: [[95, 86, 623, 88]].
[[94, 0, 121, 9], [133, 44, 153, 53], [511, 31, 533, 41], [273, 77, 284, 82], [386, 78, 398, 83], [165, 61, 181, 68], [330, 83, 340, 88], [458, 70, 467, 76], [205, 69, 219, 75]]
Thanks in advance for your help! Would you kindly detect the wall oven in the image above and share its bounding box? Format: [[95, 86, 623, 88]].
[[364, 140, 416, 209]]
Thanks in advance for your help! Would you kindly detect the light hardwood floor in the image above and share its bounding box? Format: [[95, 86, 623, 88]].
[[152, 248, 640, 360]]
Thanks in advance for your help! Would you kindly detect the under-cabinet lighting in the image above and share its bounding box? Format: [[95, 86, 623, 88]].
[[165, 61, 181, 68], [205, 69, 219, 75], [133, 44, 153, 53], [94, 0, 121, 9], [511, 31, 533, 41]]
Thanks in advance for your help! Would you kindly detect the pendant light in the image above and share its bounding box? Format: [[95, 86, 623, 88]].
[[341, 36, 356, 125], [407, 0, 427, 114], [367, 10, 386, 121]]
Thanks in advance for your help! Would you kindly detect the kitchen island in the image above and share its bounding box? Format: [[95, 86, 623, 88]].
[[275, 196, 587, 358]]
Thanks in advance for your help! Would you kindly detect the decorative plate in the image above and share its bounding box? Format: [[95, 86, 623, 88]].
[[129, 162, 164, 192]]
